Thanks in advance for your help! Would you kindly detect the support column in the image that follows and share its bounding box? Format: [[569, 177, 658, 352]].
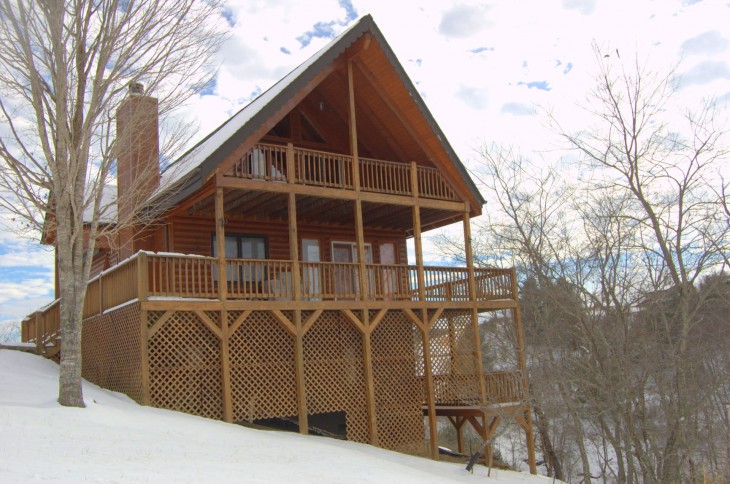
[[137, 251, 151, 406], [294, 311, 308, 434], [34, 312, 42, 354], [354, 200, 368, 299], [214, 186, 232, 423], [463, 208, 487, 405], [410, 162, 425, 303], [421, 315, 439, 460], [511, 267, 536, 474], [215, 186, 227, 301], [362, 312, 379, 445], [289, 192, 301, 300], [220, 309, 232, 422], [286, 188, 308, 434]]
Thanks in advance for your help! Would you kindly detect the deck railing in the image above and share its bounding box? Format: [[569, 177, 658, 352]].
[[22, 252, 516, 348], [429, 370, 525, 406], [22, 300, 61, 349], [142, 254, 515, 302], [226, 143, 459, 202], [484, 370, 525, 404]]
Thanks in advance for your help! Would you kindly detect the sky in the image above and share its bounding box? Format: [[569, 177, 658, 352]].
[[0, 349, 558, 483], [1, 0, 729, 329]]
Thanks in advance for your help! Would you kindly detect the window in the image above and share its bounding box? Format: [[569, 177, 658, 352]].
[[212, 233, 267, 282]]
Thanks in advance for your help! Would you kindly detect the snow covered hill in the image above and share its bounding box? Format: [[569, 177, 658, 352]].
[[0, 350, 555, 483]]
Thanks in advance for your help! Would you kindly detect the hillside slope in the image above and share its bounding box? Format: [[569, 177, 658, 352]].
[[0, 350, 554, 483]]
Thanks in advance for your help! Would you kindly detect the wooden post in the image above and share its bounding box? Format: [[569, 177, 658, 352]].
[[215, 186, 227, 301], [463, 209, 487, 405], [510, 267, 536, 474], [34, 311, 41, 354], [347, 59, 360, 192], [361, 312, 379, 445], [286, 142, 296, 183], [136, 252, 151, 405], [294, 313, 309, 435], [220, 309, 233, 423], [410, 162, 425, 303], [421, 313, 439, 460], [455, 417, 466, 454], [214, 185, 233, 423], [354, 200, 368, 300], [289, 192, 301, 301], [139, 308, 150, 406]]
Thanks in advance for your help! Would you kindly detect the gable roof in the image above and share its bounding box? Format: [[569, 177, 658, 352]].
[[151, 14, 484, 213]]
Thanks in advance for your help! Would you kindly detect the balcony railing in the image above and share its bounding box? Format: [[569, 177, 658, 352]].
[[427, 370, 526, 406], [144, 253, 514, 302], [226, 143, 459, 201], [22, 252, 516, 349]]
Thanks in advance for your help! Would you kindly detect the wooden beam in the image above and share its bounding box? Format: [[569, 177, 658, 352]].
[[368, 308, 387, 333], [411, 163, 426, 304], [147, 310, 174, 338], [301, 309, 323, 335], [216, 174, 466, 212], [270, 309, 296, 337], [194, 310, 223, 340], [347, 59, 361, 192], [464, 209, 488, 406], [220, 309, 232, 423], [421, 308, 439, 461], [362, 311, 379, 446], [289, 192, 302, 301], [139, 309, 150, 406], [341, 309, 365, 334], [294, 308, 309, 435], [215, 186, 227, 301], [354, 200, 368, 300], [229, 309, 252, 336], [402, 307, 425, 333], [142, 298, 518, 313]]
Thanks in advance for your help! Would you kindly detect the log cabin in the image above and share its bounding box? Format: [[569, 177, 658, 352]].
[[22, 15, 536, 471]]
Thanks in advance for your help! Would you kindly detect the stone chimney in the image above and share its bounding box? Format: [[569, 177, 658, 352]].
[[116, 82, 160, 259]]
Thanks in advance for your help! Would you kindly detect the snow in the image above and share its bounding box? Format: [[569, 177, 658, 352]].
[[0, 350, 557, 484]]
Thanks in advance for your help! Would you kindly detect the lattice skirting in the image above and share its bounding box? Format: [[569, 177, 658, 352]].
[[82, 302, 143, 403], [83, 306, 485, 455]]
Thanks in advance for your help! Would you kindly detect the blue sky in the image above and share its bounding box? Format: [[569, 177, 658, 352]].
[[1, 0, 729, 329]]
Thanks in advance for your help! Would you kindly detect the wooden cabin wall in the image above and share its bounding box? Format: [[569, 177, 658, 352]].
[[165, 215, 408, 264]]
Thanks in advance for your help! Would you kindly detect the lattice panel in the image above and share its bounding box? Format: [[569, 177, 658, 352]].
[[229, 310, 297, 422], [82, 302, 143, 402], [148, 311, 223, 420], [371, 310, 426, 454], [430, 310, 480, 405], [304, 311, 368, 444]]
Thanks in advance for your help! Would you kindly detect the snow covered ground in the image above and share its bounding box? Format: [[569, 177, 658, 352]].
[[0, 350, 556, 483]]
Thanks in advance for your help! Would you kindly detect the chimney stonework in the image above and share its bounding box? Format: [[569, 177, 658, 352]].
[[116, 83, 160, 260]]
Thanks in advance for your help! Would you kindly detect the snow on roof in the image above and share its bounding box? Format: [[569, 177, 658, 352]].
[[150, 17, 370, 207], [82, 182, 117, 224], [143, 14, 483, 212]]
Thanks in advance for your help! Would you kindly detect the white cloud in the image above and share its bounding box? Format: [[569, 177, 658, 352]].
[[682, 30, 729, 56], [438, 4, 492, 38]]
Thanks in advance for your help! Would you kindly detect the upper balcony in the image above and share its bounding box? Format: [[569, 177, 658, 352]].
[[182, 143, 473, 234], [225, 142, 459, 202]]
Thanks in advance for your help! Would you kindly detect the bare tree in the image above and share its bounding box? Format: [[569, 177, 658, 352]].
[[0, 0, 225, 407], [435, 46, 729, 482]]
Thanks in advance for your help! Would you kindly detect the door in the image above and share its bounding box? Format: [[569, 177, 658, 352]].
[[302, 238, 321, 300], [379, 242, 397, 299], [332, 241, 372, 298]]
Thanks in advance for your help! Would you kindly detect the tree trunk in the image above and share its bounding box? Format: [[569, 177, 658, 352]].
[[56, 201, 85, 408]]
